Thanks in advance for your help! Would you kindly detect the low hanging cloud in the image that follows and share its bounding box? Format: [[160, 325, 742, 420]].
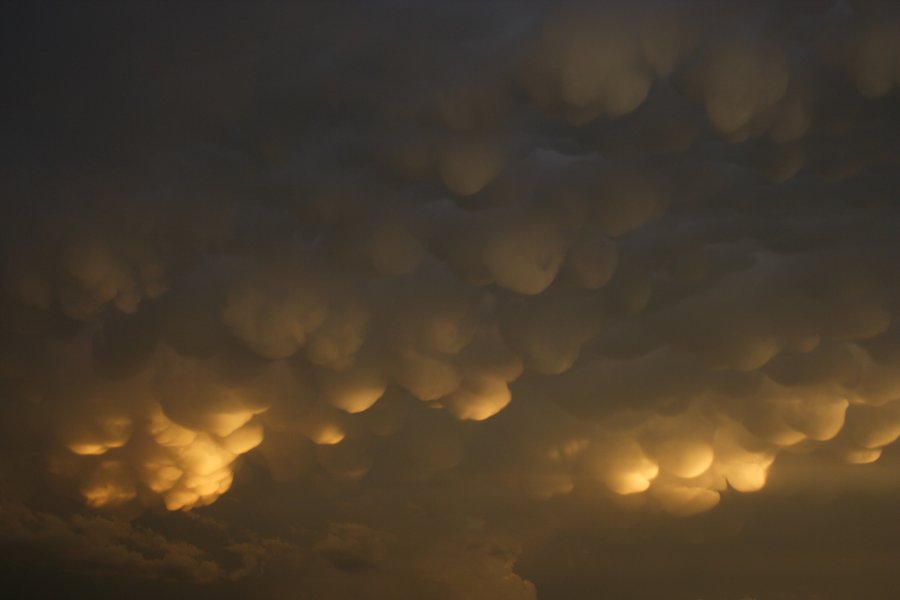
[[1, 0, 900, 598]]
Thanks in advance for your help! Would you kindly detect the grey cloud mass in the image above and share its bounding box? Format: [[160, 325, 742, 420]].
[[1, 1, 900, 599]]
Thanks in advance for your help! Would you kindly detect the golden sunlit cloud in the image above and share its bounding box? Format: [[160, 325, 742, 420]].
[[2, 1, 900, 598]]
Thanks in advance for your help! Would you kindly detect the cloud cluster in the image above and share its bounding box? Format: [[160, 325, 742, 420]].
[[1, 0, 900, 597], [2, 0, 898, 514]]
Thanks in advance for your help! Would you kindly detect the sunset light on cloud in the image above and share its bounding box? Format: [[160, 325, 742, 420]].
[[1, 1, 900, 599]]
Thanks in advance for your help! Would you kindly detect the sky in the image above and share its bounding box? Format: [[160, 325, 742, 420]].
[[1, 1, 900, 598]]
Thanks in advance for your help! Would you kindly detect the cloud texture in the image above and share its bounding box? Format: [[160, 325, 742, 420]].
[[1, 1, 900, 598]]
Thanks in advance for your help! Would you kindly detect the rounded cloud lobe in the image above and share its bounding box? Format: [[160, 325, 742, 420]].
[[1, 0, 900, 598]]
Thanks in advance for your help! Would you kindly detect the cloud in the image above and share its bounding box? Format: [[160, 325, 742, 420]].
[[1, 0, 900, 597], [0, 500, 226, 583]]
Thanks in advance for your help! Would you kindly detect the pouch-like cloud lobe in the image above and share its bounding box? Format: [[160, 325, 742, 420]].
[[1, 1, 900, 598]]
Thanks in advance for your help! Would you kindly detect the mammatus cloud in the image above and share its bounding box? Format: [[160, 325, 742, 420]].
[[1, 0, 900, 598]]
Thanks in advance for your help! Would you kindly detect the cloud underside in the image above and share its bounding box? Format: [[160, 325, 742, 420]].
[[1, 0, 900, 598]]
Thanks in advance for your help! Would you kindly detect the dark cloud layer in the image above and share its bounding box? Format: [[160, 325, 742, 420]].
[[1, 1, 900, 598]]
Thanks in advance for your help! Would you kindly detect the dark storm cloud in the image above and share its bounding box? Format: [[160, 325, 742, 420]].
[[1, 0, 900, 598]]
